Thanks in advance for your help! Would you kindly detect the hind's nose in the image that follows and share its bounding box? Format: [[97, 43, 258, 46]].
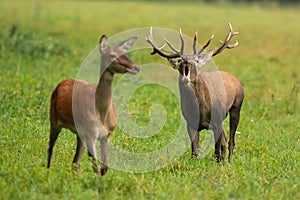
[[135, 66, 141, 72]]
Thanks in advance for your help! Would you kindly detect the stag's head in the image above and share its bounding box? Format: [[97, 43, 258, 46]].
[[146, 23, 239, 83], [99, 35, 141, 75]]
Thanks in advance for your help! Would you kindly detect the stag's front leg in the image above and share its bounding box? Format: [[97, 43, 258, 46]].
[[100, 136, 110, 176], [187, 125, 199, 157]]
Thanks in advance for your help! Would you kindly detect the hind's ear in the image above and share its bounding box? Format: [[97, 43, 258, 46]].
[[117, 36, 138, 52], [99, 35, 108, 53]]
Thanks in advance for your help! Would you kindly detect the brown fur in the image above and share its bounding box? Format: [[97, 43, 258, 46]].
[[47, 35, 140, 175], [146, 24, 243, 162], [180, 70, 244, 162]]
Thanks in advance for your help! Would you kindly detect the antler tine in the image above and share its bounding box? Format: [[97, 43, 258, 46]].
[[179, 29, 184, 55], [212, 22, 239, 56], [145, 27, 181, 59], [193, 31, 198, 55], [198, 34, 214, 55], [163, 28, 185, 56], [228, 22, 239, 36], [146, 27, 160, 55], [219, 40, 239, 49], [164, 37, 180, 54]]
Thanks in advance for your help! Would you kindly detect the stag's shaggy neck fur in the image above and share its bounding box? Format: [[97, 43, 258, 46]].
[[146, 23, 244, 162]]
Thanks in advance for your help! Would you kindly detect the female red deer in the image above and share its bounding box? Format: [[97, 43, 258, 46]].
[[47, 35, 140, 175]]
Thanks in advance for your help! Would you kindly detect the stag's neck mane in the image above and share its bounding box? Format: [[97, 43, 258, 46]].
[[179, 73, 209, 99]]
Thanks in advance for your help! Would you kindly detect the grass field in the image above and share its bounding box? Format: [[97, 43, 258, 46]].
[[0, 0, 299, 199]]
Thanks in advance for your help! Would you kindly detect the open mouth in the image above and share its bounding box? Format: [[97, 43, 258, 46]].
[[182, 66, 191, 84], [184, 66, 189, 76]]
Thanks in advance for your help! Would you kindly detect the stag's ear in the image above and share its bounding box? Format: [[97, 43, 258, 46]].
[[99, 35, 108, 53], [198, 50, 214, 67], [168, 59, 180, 69], [117, 36, 138, 52]]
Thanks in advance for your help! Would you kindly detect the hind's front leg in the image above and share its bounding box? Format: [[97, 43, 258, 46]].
[[100, 136, 110, 176], [86, 139, 101, 175], [72, 135, 85, 172]]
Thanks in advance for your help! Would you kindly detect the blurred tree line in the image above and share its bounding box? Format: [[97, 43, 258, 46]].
[[117, 0, 300, 4], [204, 0, 299, 4]]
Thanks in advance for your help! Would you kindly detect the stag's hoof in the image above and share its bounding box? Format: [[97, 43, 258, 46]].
[[214, 154, 221, 163], [71, 163, 81, 174], [100, 166, 108, 176]]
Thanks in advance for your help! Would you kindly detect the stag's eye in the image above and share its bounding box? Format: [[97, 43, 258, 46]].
[[109, 54, 117, 59]]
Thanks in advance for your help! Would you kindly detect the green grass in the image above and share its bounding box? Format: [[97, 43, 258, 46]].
[[0, 0, 299, 199]]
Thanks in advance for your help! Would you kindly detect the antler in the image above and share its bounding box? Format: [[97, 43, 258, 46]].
[[192, 31, 198, 55], [212, 23, 239, 56], [146, 24, 238, 59], [163, 28, 185, 55], [146, 27, 183, 59], [197, 34, 214, 56]]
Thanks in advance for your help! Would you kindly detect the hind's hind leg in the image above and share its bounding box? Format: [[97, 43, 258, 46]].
[[47, 126, 62, 168]]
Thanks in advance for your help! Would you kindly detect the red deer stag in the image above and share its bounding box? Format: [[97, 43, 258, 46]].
[[47, 35, 140, 175], [146, 23, 244, 162]]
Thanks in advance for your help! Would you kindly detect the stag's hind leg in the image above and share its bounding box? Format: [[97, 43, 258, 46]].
[[221, 129, 227, 161], [213, 125, 227, 162], [228, 106, 241, 163]]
